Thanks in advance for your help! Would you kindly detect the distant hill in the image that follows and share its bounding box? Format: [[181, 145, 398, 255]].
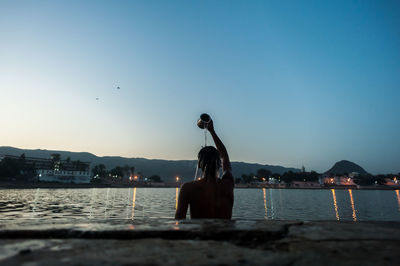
[[0, 146, 299, 182], [325, 160, 368, 175]]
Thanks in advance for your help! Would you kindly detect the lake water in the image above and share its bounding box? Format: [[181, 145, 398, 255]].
[[1, 188, 400, 222]]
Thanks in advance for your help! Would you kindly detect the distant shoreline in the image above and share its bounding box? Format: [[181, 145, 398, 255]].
[[0, 182, 398, 190], [0, 181, 177, 189]]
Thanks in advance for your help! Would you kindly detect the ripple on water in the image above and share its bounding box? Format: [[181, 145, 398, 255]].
[[1, 188, 400, 223]]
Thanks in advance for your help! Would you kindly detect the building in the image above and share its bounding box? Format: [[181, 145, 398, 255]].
[[1, 155, 91, 184], [37, 158, 91, 184], [319, 174, 358, 188], [384, 177, 399, 187], [290, 181, 321, 188], [37, 168, 91, 184], [338, 176, 357, 186]]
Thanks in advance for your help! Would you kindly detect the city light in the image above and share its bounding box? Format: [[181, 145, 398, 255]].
[[176, 176, 180, 182]]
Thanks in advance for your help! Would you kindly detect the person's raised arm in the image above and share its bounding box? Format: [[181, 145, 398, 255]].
[[207, 120, 232, 173]]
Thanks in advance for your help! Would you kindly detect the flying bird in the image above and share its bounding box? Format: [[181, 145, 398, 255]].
[[96, 98, 99, 100], [116, 86, 120, 90]]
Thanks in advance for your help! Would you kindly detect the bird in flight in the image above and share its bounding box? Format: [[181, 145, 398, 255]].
[[96, 98, 99, 100], [116, 86, 120, 90]]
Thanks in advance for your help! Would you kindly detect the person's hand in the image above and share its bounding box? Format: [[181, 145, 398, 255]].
[[206, 119, 215, 133]]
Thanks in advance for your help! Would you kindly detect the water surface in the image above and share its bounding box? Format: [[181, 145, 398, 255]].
[[1, 188, 399, 222]]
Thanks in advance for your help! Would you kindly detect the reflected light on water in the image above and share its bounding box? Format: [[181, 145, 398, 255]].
[[125, 188, 130, 219], [173, 220, 179, 230], [262, 188, 267, 219], [128, 224, 135, 230], [348, 189, 357, 221], [269, 189, 274, 219], [89, 188, 96, 219], [131, 187, 136, 220], [175, 188, 179, 210], [32, 188, 40, 216], [331, 189, 340, 220], [2, 188, 400, 222], [104, 188, 110, 218]]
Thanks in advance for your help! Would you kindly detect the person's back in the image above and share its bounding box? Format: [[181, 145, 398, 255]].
[[175, 120, 234, 219]]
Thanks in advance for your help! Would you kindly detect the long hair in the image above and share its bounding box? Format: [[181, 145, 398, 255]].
[[198, 146, 221, 181]]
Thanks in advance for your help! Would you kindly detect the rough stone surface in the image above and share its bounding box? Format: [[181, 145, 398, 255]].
[[0, 220, 399, 266], [288, 221, 400, 241]]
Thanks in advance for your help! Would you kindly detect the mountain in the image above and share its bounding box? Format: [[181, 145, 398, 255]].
[[0, 146, 299, 182], [325, 160, 368, 175]]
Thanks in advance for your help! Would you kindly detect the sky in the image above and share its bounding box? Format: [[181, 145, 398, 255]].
[[0, 0, 399, 174]]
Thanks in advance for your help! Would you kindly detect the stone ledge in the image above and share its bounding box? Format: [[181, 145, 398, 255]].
[[0, 221, 399, 266]]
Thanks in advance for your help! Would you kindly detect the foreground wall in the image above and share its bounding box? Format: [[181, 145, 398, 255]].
[[0, 220, 399, 265]]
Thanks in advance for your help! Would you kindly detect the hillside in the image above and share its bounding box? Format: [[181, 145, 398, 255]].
[[325, 160, 368, 175], [0, 146, 299, 182]]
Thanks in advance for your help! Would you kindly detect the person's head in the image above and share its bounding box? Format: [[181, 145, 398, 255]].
[[197, 146, 221, 180]]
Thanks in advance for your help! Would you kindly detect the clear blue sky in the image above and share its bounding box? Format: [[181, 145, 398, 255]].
[[0, 0, 399, 174]]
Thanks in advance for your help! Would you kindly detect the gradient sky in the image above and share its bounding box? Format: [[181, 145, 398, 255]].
[[0, 0, 399, 174]]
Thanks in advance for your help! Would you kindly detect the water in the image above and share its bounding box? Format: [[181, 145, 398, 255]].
[[1, 188, 400, 222]]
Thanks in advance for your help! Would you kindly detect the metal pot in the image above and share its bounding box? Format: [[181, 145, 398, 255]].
[[197, 113, 211, 129]]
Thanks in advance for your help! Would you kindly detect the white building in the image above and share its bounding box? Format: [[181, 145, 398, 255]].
[[38, 169, 90, 184], [0, 155, 91, 183]]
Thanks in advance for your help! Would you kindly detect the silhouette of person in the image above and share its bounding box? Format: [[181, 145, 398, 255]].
[[175, 120, 234, 219]]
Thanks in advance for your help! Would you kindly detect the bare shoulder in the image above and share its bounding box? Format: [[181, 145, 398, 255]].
[[180, 180, 200, 191]]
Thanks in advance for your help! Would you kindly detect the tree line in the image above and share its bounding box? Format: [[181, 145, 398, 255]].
[[237, 168, 319, 184], [0, 154, 165, 183], [0, 155, 397, 186], [91, 164, 162, 183], [236, 168, 399, 186], [0, 154, 35, 181], [352, 173, 398, 186]]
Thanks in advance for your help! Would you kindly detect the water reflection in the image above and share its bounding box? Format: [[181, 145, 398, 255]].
[[348, 189, 357, 221], [331, 189, 340, 220], [32, 188, 40, 216], [278, 189, 283, 218], [89, 188, 96, 218], [262, 188, 267, 219], [104, 188, 110, 218], [1, 188, 400, 221], [125, 188, 130, 219], [128, 224, 135, 230], [131, 187, 136, 220], [110, 189, 115, 212], [269, 189, 275, 219], [175, 188, 179, 210]]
